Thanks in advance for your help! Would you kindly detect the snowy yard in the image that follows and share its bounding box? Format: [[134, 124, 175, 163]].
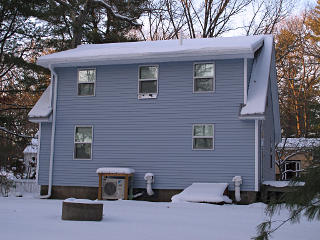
[[0, 197, 319, 240]]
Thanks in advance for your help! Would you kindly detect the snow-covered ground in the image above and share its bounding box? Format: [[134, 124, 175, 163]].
[[0, 197, 319, 240]]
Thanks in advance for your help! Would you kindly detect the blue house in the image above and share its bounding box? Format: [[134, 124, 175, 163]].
[[29, 35, 281, 202]]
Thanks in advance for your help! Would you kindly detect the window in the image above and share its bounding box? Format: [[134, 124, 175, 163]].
[[78, 69, 96, 96], [284, 161, 301, 180], [194, 63, 214, 92], [138, 66, 158, 98], [74, 126, 93, 160], [192, 124, 214, 150]]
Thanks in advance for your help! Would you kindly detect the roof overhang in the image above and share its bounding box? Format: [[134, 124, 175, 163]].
[[28, 85, 52, 123], [37, 36, 264, 68]]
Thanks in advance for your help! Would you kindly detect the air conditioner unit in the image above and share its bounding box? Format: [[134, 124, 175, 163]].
[[102, 178, 125, 200], [138, 93, 157, 99]]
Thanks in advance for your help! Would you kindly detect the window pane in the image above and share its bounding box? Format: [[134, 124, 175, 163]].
[[74, 143, 91, 159], [194, 78, 213, 92], [193, 138, 213, 149], [79, 69, 96, 83], [194, 64, 213, 78], [139, 80, 157, 93], [139, 66, 158, 79], [75, 127, 92, 143], [78, 83, 94, 96], [194, 125, 213, 136]]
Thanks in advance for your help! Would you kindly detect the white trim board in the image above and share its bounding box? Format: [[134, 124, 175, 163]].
[[255, 120, 259, 191]]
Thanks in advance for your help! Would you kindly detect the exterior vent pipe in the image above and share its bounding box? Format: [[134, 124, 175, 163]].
[[179, 31, 183, 46], [232, 176, 242, 202], [144, 173, 154, 196]]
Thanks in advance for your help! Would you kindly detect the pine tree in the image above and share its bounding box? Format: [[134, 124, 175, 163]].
[[254, 147, 320, 239]]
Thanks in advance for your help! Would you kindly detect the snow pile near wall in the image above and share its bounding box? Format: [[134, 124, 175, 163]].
[[96, 167, 135, 174], [263, 181, 305, 187], [172, 183, 232, 204]]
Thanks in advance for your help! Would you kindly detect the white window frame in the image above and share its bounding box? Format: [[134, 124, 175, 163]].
[[73, 125, 93, 160], [138, 65, 159, 99], [192, 124, 214, 150], [77, 68, 96, 96], [193, 62, 215, 93], [284, 160, 301, 180]]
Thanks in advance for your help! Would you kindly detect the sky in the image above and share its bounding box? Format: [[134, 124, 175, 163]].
[[140, 0, 318, 38]]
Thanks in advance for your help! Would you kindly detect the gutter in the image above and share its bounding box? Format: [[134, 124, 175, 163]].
[[41, 65, 58, 199]]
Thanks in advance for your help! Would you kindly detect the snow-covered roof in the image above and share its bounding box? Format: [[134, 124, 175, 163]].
[[37, 35, 264, 68], [277, 138, 320, 149], [239, 35, 281, 144], [23, 145, 37, 154], [96, 167, 135, 174], [28, 85, 52, 121], [240, 36, 273, 116], [23, 138, 38, 154]]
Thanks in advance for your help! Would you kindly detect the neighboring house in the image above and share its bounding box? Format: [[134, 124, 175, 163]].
[[29, 35, 281, 202], [23, 137, 38, 179], [276, 138, 320, 180]]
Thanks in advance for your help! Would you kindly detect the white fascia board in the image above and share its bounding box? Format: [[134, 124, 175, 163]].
[[28, 116, 52, 123], [238, 114, 265, 120], [37, 50, 256, 69]]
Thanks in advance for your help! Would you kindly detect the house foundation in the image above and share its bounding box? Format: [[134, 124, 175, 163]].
[[41, 185, 258, 204]]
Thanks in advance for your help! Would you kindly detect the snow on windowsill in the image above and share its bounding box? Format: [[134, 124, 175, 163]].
[[96, 167, 135, 174]]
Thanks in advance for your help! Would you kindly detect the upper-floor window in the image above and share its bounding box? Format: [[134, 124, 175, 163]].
[[193, 63, 214, 93], [78, 69, 96, 96], [138, 66, 158, 99], [192, 124, 214, 150], [74, 126, 93, 160]]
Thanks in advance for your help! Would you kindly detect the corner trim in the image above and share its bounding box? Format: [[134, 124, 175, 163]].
[[244, 58, 247, 104], [255, 120, 259, 191]]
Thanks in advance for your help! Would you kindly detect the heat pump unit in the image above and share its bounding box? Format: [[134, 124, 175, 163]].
[[102, 178, 125, 200]]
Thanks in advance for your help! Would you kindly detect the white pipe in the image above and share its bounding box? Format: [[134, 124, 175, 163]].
[[179, 31, 183, 46], [232, 176, 242, 202], [144, 173, 154, 196], [41, 65, 58, 199]]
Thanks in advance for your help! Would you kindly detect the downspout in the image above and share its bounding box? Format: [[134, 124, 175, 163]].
[[35, 123, 41, 185], [41, 65, 58, 199]]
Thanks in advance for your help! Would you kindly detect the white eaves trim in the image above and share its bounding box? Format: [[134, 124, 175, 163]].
[[28, 85, 52, 121], [37, 35, 264, 68]]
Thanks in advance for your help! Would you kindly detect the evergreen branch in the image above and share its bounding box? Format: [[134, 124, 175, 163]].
[[94, 0, 142, 27], [254, 199, 320, 240]]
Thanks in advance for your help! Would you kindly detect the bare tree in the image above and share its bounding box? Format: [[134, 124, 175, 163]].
[[245, 0, 294, 35], [140, 0, 252, 40]]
